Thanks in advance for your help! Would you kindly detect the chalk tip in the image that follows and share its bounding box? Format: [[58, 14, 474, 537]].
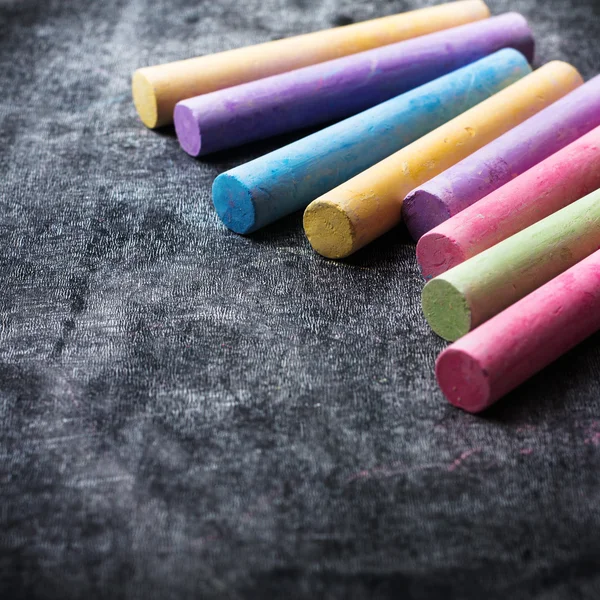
[[212, 173, 256, 234], [478, 0, 492, 18], [403, 189, 451, 242], [417, 232, 466, 280], [436, 347, 492, 414], [464, 0, 491, 19], [501, 12, 536, 64], [174, 103, 202, 156], [545, 60, 584, 86], [303, 200, 355, 259], [132, 69, 159, 129], [421, 278, 471, 342]]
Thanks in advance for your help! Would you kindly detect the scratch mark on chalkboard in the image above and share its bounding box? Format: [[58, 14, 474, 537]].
[[448, 448, 481, 471]]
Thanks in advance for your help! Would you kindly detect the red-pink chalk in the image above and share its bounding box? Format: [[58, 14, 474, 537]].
[[418, 125, 600, 279], [436, 250, 600, 413]]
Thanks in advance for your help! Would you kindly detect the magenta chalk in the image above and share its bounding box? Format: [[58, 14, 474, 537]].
[[175, 13, 534, 156], [436, 249, 600, 413], [418, 125, 600, 279], [403, 74, 600, 240]]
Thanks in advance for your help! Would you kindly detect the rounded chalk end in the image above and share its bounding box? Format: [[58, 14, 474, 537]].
[[174, 104, 201, 156], [212, 174, 257, 235], [475, 0, 492, 19], [544, 61, 584, 89], [403, 190, 452, 242], [502, 13, 536, 64], [417, 232, 466, 281], [421, 278, 471, 342], [303, 201, 355, 259], [436, 347, 492, 414], [132, 70, 159, 129]]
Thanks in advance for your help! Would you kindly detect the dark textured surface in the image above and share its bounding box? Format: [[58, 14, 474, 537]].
[[1, 0, 600, 598]]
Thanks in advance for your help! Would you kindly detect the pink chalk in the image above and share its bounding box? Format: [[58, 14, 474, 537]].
[[436, 249, 600, 413], [417, 126, 600, 279]]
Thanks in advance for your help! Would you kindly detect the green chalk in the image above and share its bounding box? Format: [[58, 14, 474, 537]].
[[422, 187, 600, 341]]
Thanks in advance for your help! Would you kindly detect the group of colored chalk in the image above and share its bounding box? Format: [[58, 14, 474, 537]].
[[132, 0, 600, 413]]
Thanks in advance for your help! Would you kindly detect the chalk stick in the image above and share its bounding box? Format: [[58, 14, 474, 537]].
[[212, 50, 530, 235], [418, 125, 600, 279], [175, 14, 534, 156], [403, 76, 600, 241], [303, 61, 582, 259], [421, 187, 600, 342], [132, 0, 490, 129], [436, 249, 600, 413]]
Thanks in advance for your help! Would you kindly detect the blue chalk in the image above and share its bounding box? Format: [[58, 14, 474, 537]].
[[212, 49, 531, 234]]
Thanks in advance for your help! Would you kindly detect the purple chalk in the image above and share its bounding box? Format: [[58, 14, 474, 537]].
[[403, 74, 600, 241], [174, 13, 534, 156]]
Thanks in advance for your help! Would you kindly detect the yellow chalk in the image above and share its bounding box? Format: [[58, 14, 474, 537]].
[[303, 61, 583, 259], [132, 1, 490, 128]]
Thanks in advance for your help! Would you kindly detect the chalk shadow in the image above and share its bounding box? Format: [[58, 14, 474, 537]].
[[478, 331, 600, 425]]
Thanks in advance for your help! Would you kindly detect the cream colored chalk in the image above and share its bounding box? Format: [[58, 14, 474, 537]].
[[132, 1, 491, 128]]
